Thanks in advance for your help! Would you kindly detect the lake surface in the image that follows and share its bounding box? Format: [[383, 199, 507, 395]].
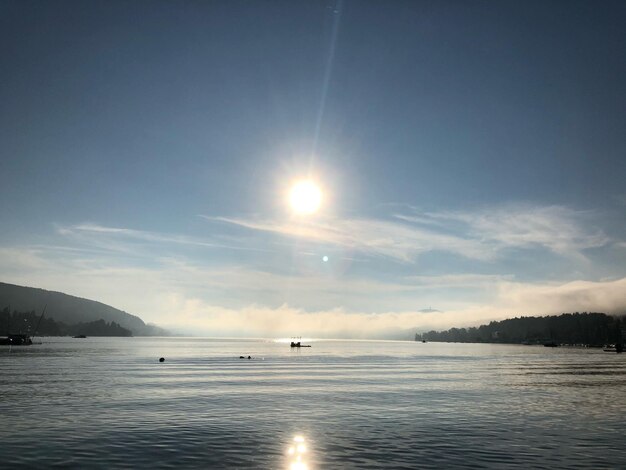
[[1, 338, 625, 469]]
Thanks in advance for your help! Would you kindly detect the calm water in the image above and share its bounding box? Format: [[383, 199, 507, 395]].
[[1, 338, 625, 469]]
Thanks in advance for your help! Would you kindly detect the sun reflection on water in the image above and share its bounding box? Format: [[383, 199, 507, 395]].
[[287, 435, 309, 470]]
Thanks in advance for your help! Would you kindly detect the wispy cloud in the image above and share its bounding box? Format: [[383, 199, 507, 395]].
[[52, 201, 611, 270], [56, 223, 274, 255], [206, 215, 492, 262], [403, 273, 515, 288], [418, 204, 608, 256], [0, 244, 442, 314], [204, 203, 608, 263], [1, 201, 622, 338], [3, 243, 626, 339]]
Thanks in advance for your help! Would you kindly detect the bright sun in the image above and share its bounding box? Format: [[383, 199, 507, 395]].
[[289, 180, 322, 215]]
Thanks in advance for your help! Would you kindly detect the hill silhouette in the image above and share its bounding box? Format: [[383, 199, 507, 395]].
[[0, 282, 166, 336], [416, 312, 624, 346]]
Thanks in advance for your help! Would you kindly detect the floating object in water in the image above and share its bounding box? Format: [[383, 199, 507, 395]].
[[290, 336, 311, 348], [0, 334, 33, 346], [1, 305, 46, 346], [159, 357, 165, 362], [603, 344, 624, 353]]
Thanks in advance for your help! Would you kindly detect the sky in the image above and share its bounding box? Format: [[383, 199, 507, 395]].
[[1, 0, 626, 338]]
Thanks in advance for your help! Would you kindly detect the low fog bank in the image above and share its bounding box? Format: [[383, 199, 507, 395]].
[[160, 276, 626, 339]]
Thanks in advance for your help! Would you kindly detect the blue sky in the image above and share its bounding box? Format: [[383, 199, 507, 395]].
[[1, 1, 626, 337]]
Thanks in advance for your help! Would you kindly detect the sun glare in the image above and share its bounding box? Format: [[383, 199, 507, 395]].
[[289, 180, 322, 215]]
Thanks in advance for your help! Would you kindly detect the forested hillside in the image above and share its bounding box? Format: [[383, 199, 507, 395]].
[[0, 282, 166, 335], [417, 312, 624, 346], [1, 308, 132, 336]]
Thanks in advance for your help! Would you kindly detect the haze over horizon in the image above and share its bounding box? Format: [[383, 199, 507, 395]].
[[1, 1, 626, 338]]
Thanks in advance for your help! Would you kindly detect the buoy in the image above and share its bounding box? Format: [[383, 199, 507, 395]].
[[247, 355, 251, 359], [159, 357, 165, 362]]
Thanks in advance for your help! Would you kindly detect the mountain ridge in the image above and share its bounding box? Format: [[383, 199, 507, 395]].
[[0, 282, 166, 335]]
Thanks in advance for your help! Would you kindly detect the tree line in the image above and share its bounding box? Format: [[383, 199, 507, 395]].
[[1, 307, 133, 337], [416, 312, 625, 346]]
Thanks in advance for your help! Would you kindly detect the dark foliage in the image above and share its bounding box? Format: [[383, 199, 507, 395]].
[[0, 282, 145, 333], [416, 312, 625, 346], [1, 307, 132, 337]]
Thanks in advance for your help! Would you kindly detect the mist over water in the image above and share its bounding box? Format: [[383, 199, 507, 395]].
[[1, 338, 625, 468]]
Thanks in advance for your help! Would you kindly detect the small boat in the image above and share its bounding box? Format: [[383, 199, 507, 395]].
[[73, 334, 87, 338], [290, 336, 311, 348], [544, 341, 559, 347], [603, 344, 623, 353], [1, 305, 46, 346], [0, 334, 33, 346]]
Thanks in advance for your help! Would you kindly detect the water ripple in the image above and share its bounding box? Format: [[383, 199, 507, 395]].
[[1, 339, 625, 468]]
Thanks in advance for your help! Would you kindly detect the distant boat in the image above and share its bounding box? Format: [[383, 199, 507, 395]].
[[73, 334, 87, 338], [544, 341, 559, 347], [1, 305, 45, 346], [0, 334, 33, 346], [603, 344, 623, 353], [289, 336, 311, 348]]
